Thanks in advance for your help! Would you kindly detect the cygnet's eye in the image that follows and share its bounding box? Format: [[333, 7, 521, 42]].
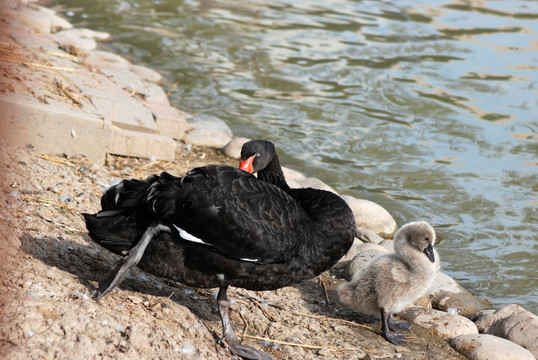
[[425, 237, 430, 242]]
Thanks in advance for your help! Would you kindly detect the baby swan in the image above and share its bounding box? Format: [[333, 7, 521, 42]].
[[338, 221, 440, 345]]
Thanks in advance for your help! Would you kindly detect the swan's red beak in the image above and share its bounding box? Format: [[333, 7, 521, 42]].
[[239, 155, 255, 173]]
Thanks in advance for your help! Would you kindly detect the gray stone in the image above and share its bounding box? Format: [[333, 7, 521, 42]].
[[449, 334, 534, 360], [429, 272, 490, 317], [475, 304, 538, 357], [341, 195, 398, 237], [0, 93, 108, 163], [185, 114, 233, 148], [398, 307, 478, 339], [222, 137, 249, 159]]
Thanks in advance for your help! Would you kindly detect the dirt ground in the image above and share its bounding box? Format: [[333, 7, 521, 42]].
[[0, 142, 467, 360]]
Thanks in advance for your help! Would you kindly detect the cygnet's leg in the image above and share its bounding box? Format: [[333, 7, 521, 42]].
[[217, 286, 271, 360], [381, 308, 406, 345], [387, 313, 411, 332], [94, 222, 168, 298]]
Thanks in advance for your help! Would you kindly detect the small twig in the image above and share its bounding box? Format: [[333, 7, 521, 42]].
[[35, 213, 84, 233], [40, 49, 77, 59], [292, 311, 381, 333], [0, 57, 74, 71], [238, 310, 248, 342], [24, 195, 79, 213], [165, 82, 179, 97], [242, 334, 361, 353], [318, 276, 331, 305], [34, 154, 76, 167], [248, 298, 279, 323]]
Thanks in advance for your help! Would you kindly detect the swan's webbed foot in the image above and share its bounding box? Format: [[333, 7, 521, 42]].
[[387, 313, 411, 332], [217, 286, 271, 360], [381, 308, 408, 345]]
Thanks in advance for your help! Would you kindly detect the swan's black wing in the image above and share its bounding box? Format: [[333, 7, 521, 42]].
[[148, 165, 312, 264]]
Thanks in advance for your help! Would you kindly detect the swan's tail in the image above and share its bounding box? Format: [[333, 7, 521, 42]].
[[83, 172, 178, 254]]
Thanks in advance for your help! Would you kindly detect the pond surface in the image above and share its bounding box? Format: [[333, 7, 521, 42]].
[[55, 0, 537, 314]]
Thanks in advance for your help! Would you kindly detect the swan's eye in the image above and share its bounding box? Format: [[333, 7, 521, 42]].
[[256, 153, 261, 157]]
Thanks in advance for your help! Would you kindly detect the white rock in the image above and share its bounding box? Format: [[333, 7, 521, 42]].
[[341, 195, 397, 237], [449, 334, 534, 360], [398, 307, 478, 339], [185, 114, 233, 148], [222, 137, 250, 159], [475, 304, 538, 358]]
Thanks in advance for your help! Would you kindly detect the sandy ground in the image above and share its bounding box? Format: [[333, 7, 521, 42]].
[[0, 143, 467, 360]]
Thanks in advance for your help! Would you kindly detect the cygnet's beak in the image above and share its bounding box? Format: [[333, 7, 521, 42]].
[[424, 244, 435, 263]]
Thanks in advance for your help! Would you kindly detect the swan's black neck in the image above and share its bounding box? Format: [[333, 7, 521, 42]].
[[257, 155, 291, 192]]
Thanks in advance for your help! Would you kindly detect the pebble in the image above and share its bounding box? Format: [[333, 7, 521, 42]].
[[449, 334, 535, 360]]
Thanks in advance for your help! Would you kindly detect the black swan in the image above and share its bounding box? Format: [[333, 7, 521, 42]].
[[338, 221, 439, 345], [83, 139, 355, 359]]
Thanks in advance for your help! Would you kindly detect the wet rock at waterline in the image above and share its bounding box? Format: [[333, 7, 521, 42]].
[[449, 334, 535, 360], [474, 304, 538, 357]]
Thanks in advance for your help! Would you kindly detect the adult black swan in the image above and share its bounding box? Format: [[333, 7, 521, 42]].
[[83, 140, 355, 359]]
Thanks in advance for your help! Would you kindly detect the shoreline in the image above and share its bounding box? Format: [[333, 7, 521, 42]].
[[0, 1, 536, 359]]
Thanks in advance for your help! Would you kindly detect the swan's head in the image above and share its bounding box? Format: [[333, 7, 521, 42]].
[[395, 221, 436, 263], [239, 140, 277, 174]]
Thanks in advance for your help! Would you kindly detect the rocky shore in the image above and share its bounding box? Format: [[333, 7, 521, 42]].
[[0, 1, 536, 359]]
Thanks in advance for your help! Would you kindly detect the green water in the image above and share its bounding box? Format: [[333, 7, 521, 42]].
[[55, 0, 537, 314]]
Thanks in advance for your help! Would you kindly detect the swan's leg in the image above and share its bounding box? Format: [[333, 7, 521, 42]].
[[217, 286, 271, 360], [94, 222, 169, 298], [387, 313, 411, 332], [381, 308, 406, 345]]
